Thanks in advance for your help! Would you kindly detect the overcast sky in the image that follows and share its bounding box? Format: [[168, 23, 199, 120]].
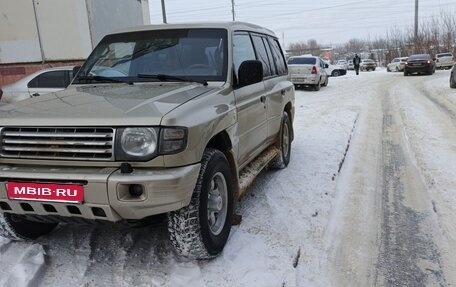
[[149, 0, 456, 47]]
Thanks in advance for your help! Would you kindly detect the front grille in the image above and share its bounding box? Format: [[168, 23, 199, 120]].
[[0, 127, 115, 161]]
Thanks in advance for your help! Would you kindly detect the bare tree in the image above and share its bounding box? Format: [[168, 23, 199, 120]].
[[287, 10, 456, 64]]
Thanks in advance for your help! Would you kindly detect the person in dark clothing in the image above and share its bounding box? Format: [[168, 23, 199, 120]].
[[353, 54, 361, 75]]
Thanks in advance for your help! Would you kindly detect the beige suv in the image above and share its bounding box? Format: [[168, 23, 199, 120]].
[[0, 22, 294, 259]]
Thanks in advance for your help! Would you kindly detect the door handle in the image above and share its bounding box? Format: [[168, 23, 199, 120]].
[[31, 93, 40, 97], [260, 95, 266, 103]]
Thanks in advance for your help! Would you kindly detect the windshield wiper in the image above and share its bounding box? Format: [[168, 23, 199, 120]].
[[137, 74, 208, 86], [76, 75, 133, 85]]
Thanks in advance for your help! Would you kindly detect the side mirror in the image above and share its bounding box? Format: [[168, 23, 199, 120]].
[[324, 63, 329, 68], [72, 66, 81, 79], [237, 60, 263, 88]]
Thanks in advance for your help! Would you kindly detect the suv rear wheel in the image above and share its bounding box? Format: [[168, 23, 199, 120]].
[[269, 111, 292, 169], [0, 213, 58, 240], [167, 148, 233, 259]]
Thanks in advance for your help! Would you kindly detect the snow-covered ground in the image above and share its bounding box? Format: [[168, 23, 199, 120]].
[[1, 69, 456, 286]]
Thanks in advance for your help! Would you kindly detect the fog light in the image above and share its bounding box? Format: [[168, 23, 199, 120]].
[[129, 184, 144, 197]]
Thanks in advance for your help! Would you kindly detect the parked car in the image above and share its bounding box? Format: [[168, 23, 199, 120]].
[[0, 66, 74, 103], [404, 54, 435, 76], [450, 64, 456, 88], [323, 60, 347, 77], [288, 55, 329, 90], [0, 22, 295, 260], [435, 52, 454, 70], [387, 57, 408, 72], [347, 60, 354, 70], [360, 59, 377, 71], [336, 60, 348, 70]]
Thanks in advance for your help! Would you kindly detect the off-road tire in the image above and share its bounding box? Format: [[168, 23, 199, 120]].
[[0, 213, 57, 240], [332, 70, 340, 77], [167, 148, 234, 260], [269, 111, 292, 169]]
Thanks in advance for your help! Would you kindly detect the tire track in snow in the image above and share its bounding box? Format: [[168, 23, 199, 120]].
[[0, 242, 46, 287], [375, 90, 447, 286], [34, 222, 176, 286], [72, 223, 174, 286], [421, 90, 456, 124], [390, 76, 456, 285]]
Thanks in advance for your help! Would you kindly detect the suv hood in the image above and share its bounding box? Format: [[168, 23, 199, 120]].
[[0, 83, 215, 126]]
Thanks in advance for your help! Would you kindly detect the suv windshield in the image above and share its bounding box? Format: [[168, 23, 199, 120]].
[[73, 28, 228, 84]]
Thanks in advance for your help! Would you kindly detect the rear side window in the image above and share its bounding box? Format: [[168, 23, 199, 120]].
[[268, 38, 287, 75], [262, 37, 277, 75], [27, 70, 68, 88], [233, 34, 256, 78], [251, 35, 272, 77], [288, 57, 316, 65]]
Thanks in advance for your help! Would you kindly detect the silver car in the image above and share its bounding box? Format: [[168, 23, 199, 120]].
[[1, 66, 74, 103], [435, 52, 454, 70], [288, 55, 329, 91], [387, 57, 408, 72]]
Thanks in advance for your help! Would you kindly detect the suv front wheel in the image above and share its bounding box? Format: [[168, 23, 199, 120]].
[[167, 148, 234, 259]]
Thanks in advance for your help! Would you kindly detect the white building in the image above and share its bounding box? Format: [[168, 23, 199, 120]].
[[0, 0, 150, 85]]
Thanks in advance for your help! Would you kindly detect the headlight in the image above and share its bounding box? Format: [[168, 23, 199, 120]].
[[116, 128, 158, 161], [115, 127, 187, 161]]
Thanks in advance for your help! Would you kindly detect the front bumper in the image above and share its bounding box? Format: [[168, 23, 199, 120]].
[[0, 163, 201, 222]]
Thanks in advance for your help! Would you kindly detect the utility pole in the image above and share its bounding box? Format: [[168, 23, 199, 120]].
[[231, 0, 235, 21], [161, 0, 167, 24], [414, 0, 418, 42], [32, 0, 45, 64]]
